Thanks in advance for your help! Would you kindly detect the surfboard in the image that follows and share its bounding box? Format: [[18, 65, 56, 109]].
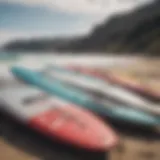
[[0, 82, 118, 151], [10, 66, 160, 129]]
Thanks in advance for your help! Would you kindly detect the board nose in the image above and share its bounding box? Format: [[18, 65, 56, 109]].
[[11, 66, 28, 79]]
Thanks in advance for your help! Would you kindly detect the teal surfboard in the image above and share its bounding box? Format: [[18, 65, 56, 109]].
[[10, 66, 160, 128]]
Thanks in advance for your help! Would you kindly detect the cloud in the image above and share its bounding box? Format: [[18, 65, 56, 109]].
[[0, 30, 49, 46], [0, 30, 25, 46], [0, 21, 91, 47], [2, 0, 154, 15]]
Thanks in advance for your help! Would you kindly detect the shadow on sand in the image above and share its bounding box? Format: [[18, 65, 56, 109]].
[[0, 112, 107, 160]]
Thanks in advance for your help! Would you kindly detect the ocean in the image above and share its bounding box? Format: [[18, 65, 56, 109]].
[[0, 51, 141, 79]]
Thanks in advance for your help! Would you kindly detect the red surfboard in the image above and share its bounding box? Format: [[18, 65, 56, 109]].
[[0, 82, 118, 151]]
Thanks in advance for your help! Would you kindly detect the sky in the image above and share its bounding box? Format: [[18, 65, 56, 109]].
[[0, 0, 154, 46]]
